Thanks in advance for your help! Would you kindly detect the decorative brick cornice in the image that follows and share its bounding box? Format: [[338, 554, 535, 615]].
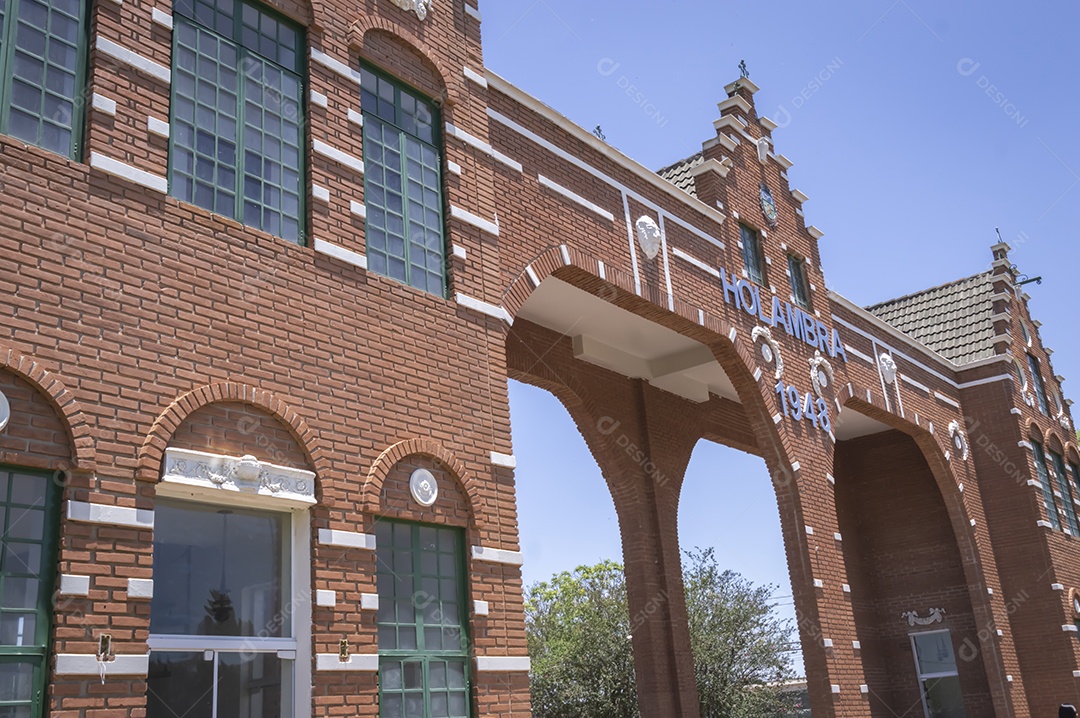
[[135, 383, 325, 482], [0, 343, 95, 472]]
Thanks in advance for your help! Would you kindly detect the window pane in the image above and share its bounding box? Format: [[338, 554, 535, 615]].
[[217, 652, 287, 718], [147, 652, 214, 718], [1028, 354, 1050, 415], [922, 676, 966, 718], [0, 662, 34, 701], [1033, 442, 1061, 531], [1051, 452, 1079, 534], [789, 255, 810, 309], [150, 500, 289, 637], [740, 224, 764, 285], [912, 632, 957, 675]]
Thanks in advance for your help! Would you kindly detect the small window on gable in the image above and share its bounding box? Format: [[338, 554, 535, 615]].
[[788, 253, 811, 309], [740, 224, 765, 286]]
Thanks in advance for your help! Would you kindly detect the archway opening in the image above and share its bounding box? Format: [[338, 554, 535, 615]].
[[833, 407, 993, 718]]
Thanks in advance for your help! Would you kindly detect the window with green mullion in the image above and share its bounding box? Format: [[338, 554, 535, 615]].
[[1033, 441, 1062, 531], [1050, 450, 1080, 535], [740, 224, 765, 286], [375, 520, 470, 718], [0, 0, 88, 158], [361, 65, 446, 297], [169, 0, 305, 243], [0, 466, 62, 718]]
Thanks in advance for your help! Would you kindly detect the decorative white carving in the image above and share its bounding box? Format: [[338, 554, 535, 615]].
[[902, 608, 946, 627], [809, 351, 834, 398], [162, 448, 316, 506], [635, 216, 663, 260], [756, 137, 770, 165], [388, 0, 433, 20], [1060, 414, 1074, 431], [948, 421, 969, 461], [878, 353, 897, 385], [409, 468, 439, 507], [752, 326, 784, 380], [0, 390, 9, 432]]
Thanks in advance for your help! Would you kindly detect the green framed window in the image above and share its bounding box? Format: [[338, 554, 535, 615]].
[[361, 65, 446, 296], [169, 0, 305, 243], [1027, 354, 1050, 416], [0, 0, 88, 158], [0, 466, 61, 718], [740, 224, 765, 286], [1049, 450, 1080, 536], [1032, 440, 1061, 531], [375, 520, 470, 718], [788, 253, 810, 309]]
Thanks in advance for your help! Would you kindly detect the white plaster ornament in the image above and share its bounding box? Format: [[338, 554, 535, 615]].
[[635, 216, 663, 261], [0, 390, 9, 432], [751, 326, 784, 380], [410, 468, 439, 507], [902, 608, 946, 627], [388, 0, 432, 20], [809, 351, 834, 398], [948, 421, 969, 461], [878, 353, 898, 385]]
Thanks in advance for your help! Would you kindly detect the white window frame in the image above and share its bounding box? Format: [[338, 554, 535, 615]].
[[150, 456, 313, 718], [909, 629, 962, 718]]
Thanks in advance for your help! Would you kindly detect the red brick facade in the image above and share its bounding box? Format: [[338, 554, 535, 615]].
[[0, 1, 1077, 717]]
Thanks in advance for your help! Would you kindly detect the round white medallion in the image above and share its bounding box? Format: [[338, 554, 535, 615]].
[[409, 468, 439, 507], [817, 369, 829, 389], [761, 344, 774, 363], [0, 390, 9, 433]]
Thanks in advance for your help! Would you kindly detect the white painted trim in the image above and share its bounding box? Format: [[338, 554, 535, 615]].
[[349, 200, 366, 218], [474, 600, 490, 616], [91, 93, 117, 116], [464, 3, 481, 21], [315, 590, 336, 607], [807, 225, 824, 239], [537, 175, 614, 222], [313, 139, 364, 174], [361, 593, 379, 611], [312, 185, 330, 203], [95, 37, 171, 83], [347, 109, 364, 127], [67, 501, 153, 529], [791, 188, 809, 204], [315, 653, 379, 671], [957, 374, 1012, 389], [450, 206, 499, 235], [491, 452, 516, 468], [471, 545, 524, 566], [671, 247, 719, 278], [309, 90, 328, 108], [311, 48, 361, 86], [525, 265, 541, 287], [318, 528, 376, 550], [485, 105, 727, 245], [463, 66, 488, 88], [845, 344, 874, 365], [89, 152, 167, 194], [314, 238, 368, 270], [475, 656, 531, 672], [151, 7, 172, 28], [59, 574, 90, 596], [455, 293, 512, 324], [147, 116, 170, 138], [447, 161, 462, 176], [127, 578, 153, 599], [444, 122, 523, 172], [1018, 440, 1034, 450], [900, 374, 930, 393], [56, 654, 149, 676], [934, 391, 961, 409]]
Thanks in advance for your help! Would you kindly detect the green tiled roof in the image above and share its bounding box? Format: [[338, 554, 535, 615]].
[[866, 272, 997, 365]]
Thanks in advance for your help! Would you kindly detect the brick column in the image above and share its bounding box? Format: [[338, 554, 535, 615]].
[[574, 379, 703, 718]]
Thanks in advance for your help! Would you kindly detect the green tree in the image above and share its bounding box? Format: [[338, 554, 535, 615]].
[[525, 550, 797, 718]]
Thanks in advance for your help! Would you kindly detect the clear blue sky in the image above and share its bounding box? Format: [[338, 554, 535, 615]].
[[482, 0, 1080, 674]]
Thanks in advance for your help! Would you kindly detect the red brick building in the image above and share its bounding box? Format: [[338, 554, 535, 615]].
[[0, 0, 1076, 716]]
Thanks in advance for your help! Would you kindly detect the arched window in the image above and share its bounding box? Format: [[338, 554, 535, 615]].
[[360, 64, 446, 296], [169, 0, 305, 243], [0, 0, 87, 158]]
